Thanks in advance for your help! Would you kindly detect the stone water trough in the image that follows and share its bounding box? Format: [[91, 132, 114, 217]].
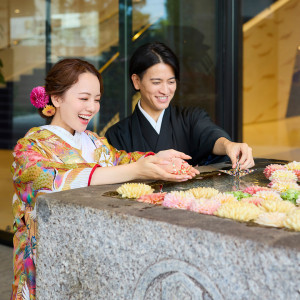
[[36, 160, 300, 299]]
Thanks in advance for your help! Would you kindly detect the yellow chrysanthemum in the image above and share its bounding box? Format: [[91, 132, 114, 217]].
[[285, 161, 300, 171], [283, 209, 300, 231], [268, 181, 300, 193], [211, 192, 237, 204], [169, 190, 193, 198], [269, 170, 297, 183], [254, 191, 281, 201], [187, 187, 219, 199], [214, 202, 263, 222], [42, 105, 55, 117], [117, 183, 154, 199], [260, 199, 295, 213], [255, 212, 286, 228]]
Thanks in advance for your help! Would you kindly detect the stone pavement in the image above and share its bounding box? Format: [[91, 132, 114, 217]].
[[0, 244, 13, 300]]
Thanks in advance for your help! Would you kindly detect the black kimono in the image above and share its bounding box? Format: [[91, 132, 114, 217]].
[[105, 105, 231, 166]]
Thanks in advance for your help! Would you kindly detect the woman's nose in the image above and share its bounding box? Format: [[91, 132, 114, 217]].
[[86, 99, 97, 112]]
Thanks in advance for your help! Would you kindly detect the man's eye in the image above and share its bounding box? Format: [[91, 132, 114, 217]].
[[169, 81, 176, 84], [153, 82, 160, 85]]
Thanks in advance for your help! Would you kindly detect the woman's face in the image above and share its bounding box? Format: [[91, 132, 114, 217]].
[[51, 72, 101, 134], [132, 63, 177, 121]]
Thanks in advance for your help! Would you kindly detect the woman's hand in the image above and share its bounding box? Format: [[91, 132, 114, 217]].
[[136, 155, 198, 182], [213, 138, 254, 170], [154, 149, 199, 177], [90, 150, 199, 186]]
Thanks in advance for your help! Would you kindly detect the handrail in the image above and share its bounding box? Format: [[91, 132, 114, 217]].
[[132, 21, 154, 42], [99, 52, 120, 73], [98, 18, 158, 74]]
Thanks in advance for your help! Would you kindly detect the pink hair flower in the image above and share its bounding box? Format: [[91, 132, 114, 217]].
[[30, 86, 49, 108]]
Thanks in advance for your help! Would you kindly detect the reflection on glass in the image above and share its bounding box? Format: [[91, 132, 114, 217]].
[[50, 0, 118, 60], [130, 0, 217, 120]]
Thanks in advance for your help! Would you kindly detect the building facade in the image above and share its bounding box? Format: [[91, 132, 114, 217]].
[[0, 0, 299, 242]]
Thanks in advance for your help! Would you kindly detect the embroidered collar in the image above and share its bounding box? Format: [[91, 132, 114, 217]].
[[41, 125, 82, 149]]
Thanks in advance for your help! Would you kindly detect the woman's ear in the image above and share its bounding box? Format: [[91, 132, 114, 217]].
[[51, 95, 61, 108], [131, 74, 140, 90]]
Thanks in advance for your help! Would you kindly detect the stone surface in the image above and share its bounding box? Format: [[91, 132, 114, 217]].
[[36, 160, 300, 300]]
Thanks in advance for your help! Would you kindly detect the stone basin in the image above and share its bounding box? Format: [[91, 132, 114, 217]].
[[36, 158, 300, 299]]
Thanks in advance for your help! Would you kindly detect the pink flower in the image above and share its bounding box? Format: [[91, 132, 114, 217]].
[[137, 193, 166, 205], [30, 86, 49, 108], [189, 198, 221, 215], [243, 185, 270, 195], [162, 192, 194, 210], [263, 164, 286, 179], [292, 169, 300, 181], [242, 197, 264, 206]]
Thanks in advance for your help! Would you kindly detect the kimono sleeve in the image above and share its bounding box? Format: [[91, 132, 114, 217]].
[[95, 137, 151, 166], [11, 137, 97, 205]]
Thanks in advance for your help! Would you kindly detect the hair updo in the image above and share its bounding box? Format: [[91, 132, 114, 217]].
[[38, 58, 103, 121]]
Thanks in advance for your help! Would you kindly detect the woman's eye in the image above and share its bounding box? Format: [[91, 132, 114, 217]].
[[80, 98, 88, 101]]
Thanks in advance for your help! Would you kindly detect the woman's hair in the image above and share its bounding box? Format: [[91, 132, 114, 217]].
[[129, 42, 180, 90], [39, 58, 103, 120]]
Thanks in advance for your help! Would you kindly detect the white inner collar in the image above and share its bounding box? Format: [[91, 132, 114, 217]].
[[138, 100, 165, 134]]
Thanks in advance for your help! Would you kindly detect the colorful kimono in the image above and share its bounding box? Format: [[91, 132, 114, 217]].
[[11, 126, 146, 300]]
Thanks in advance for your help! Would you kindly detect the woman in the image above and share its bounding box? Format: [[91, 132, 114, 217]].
[[105, 42, 254, 170], [11, 58, 198, 299]]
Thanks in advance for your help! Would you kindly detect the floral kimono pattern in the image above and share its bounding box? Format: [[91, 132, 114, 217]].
[[11, 127, 146, 300]]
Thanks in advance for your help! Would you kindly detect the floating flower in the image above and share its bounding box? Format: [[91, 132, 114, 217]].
[[268, 180, 299, 193], [269, 170, 297, 183], [30, 86, 49, 108], [255, 212, 287, 228], [263, 164, 286, 179], [283, 209, 300, 231], [137, 192, 166, 205], [280, 189, 300, 205], [260, 199, 295, 213], [162, 191, 194, 210], [254, 191, 281, 202], [285, 161, 300, 171], [214, 202, 263, 222], [211, 192, 238, 204], [187, 187, 219, 199], [285, 161, 300, 181], [189, 198, 221, 215], [242, 196, 264, 206], [226, 191, 251, 201], [117, 183, 154, 199], [42, 105, 55, 117], [243, 185, 270, 195]]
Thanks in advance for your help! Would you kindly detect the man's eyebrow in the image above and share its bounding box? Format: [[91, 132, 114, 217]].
[[150, 77, 176, 80]]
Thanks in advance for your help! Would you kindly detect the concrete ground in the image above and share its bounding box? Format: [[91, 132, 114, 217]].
[[0, 244, 13, 300]]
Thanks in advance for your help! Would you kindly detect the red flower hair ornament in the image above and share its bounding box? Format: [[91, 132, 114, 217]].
[[30, 86, 55, 116]]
